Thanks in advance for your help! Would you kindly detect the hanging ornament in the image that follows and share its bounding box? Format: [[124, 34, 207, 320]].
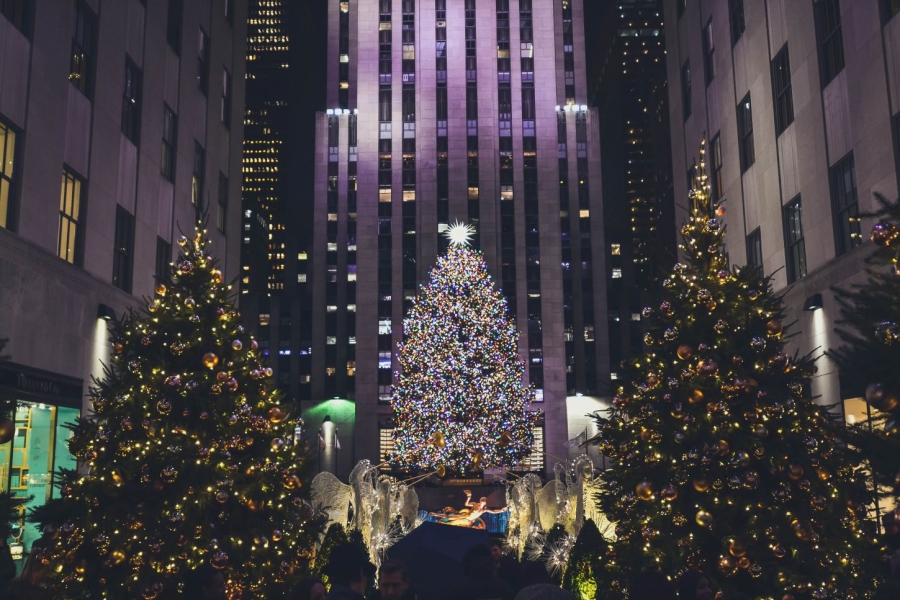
[[728, 538, 747, 557], [268, 406, 287, 423], [871, 221, 899, 246], [766, 320, 784, 337], [865, 382, 899, 411], [210, 551, 229, 569], [695, 510, 713, 527], [203, 353, 219, 369], [676, 345, 693, 360], [635, 480, 654, 501], [211, 270, 224, 284], [232, 339, 243, 351], [0, 418, 14, 445], [698, 359, 718, 375], [693, 478, 710, 492]]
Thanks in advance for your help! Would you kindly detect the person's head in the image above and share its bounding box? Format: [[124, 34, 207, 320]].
[[678, 570, 714, 600], [322, 543, 376, 592], [290, 577, 326, 600], [489, 538, 504, 562], [478, 497, 488, 508], [378, 560, 410, 600], [185, 564, 226, 600], [462, 544, 495, 579], [628, 571, 676, 600]]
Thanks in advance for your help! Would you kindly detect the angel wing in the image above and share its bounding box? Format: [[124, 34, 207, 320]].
[[397, 484, 419, 532], [533, 477, 564, 533], [310, 471, 353, 529]]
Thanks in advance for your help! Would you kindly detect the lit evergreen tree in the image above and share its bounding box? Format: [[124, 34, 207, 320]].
[[390, 223, 538, 474], [42, 225, 319, 599], [561, 520, 604, 599], [830, 195, 900, 514], [593, 144, 878, 599]]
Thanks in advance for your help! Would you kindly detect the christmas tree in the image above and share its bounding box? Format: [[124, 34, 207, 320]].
[[830, 195, 900, 511], [43, 225, 319, 599], [390, 223, 538, 474], [592, 143, 878, 599], [561, 520, 604, 599]]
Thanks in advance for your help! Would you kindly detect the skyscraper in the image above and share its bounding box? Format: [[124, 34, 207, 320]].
[[663, 0, 900, 421], [308, 0, 609, 476], [589, 0, 676, 380]]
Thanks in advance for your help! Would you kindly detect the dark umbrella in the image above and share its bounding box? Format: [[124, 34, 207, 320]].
[[386, 522, 490, 600]]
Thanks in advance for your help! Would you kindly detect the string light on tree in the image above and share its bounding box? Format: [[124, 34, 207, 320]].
[[42, 223, 320, 599], [390, 224, 538, 474], [592, 141, 879, 599]]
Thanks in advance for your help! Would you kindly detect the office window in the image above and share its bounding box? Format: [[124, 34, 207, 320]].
[[771, 45, 794, 136], [122, 57, 142, 145], [0, 118, 18, 230], [197, 28, 209, 94], [58, 169, 83, 265], [225, 0, 234, 26], [514, 424, 544, 472], [69, 1, 95, 97], [710, 133, 723, 200], [883, 0, 900, 23], [730, 0, 745, 45], [676, 0, 685, 18], [217, 172, 228, 233], [221, 68, 231, 128], [681, 61, 691, 120], [830, 153, 861, 256], [161, 105, 177, 181], [192, 142, 205, 206], [167, 0, 182, 54], [155, 237, 171, 282], [112, 206, 135, 293], [782, 197, 807, 283], [814, 0, 844, 87], [737, 93, 754, 172], [702, 19, 715, 85], [746, 228, 763, 277], [0, 0, 29, 35]]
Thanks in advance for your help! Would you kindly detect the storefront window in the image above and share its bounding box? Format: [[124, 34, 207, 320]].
[[3, 402, 78, 566]]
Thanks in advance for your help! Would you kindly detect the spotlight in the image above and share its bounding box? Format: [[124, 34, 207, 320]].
[[97, 303, 116, 321], [803, 293, 823, 312]]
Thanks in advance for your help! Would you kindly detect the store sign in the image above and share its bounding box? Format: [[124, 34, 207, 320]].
[[0, 364, 83, 404]]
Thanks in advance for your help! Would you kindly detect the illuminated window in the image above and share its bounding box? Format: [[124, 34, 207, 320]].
[[379, 428, 395, 467], [610, 243, 621, 256], [70, 1, 96, 97], [0, 118, 19, 230], [612, 268, 622, 279], [58, 169, 83, 265], [513, 424, 544, 472]]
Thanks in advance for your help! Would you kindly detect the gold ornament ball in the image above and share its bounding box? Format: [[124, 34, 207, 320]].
[[676, 344, 693, 360], [268, 406, 287, 423], [688, 389, 704, 404], [211, 270, 224, 284], [693, 478, 710, 493], [272, 529, 283, 541], [695, 510, 714, 527], [110, 550, 127, 565], [215, 490, 229, 503], [210, 550, 229, 569], [728, 539, 747, 557], [0, 419, 15, 445], [155, 283, 167, 296], [715, 204, 726, 218], [788, 464, 804, 481], [661, 484, 678, 501], [216, 371, 229, 383], [202, 352, 219, 369], [772, 544, 787, 558], [766, 320, 784, 337], [635, 480, 654, 501], [718, 555, 738, 577], [232, 340, 243, 351]]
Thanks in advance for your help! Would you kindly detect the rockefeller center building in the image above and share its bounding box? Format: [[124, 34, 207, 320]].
[[307, 0, 610, 477]]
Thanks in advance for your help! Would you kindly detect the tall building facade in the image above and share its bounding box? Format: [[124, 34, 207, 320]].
[[308, 0, 610, 476], [0, 0, 247, 563], [590, 0, 676, 381], [664, 0, 900, 419]]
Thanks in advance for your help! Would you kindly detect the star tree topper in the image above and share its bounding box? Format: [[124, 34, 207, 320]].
[[445, 221, 476, 247]]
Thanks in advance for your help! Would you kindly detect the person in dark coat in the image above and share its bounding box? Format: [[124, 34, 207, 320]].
[[183, 563, 227, 600], [323, 543, 377, 600], [368, 560, 417, 600], [5, 541, 52, 600], [291, 577, 327, 600], [489, 538, 521, 592], [678, 570, 715, 600], [442, 544, 514, 600]]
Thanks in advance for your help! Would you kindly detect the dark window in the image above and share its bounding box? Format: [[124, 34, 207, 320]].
[[676, 0, 685, 18], [192, 141, 205, 206], [225, 0, 234, 26], [58, 169, 84, 265], [197, 28, 209, 94], [782, 196, 807, 283], [112, 206, 135, 293], [0, 117, 19, 230], [221, 68, 231, 128], [69, 1, 96, 97], [155, 237, 171, 282], [702, 18, 715, 85], [830, 153, 861, 256], [737, 93, 754, 172], [167, 0, 183, 55], [711, 133, 723, 200], [771, 44, 794, 136], [882, 0, 900, 23], [746, 228, 763, 277], [814, 0, 844, 87], [0, 0, 30, 35], [681, 61, 692, 120], [122, 57, 142, 145], [161, 105, 177, 182], [730, 0, 745, 45], [217, 172, 228, 233]]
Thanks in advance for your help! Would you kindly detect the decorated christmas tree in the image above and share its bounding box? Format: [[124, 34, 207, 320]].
[[830, 195, 900, 512], [43, 225, 319, 599], [592, 143, 878, 599], [390, 223, 538, 474], [561, 520, 604, 599]]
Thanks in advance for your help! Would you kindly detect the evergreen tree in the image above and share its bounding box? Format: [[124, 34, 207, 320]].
[[593, 146, 878, 599], [561, 520, 604, 599], [43, 225, 319, 599], [312, 523, 349, 589], [390, 223, 538, 474], [830, 195, 900, 509]]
